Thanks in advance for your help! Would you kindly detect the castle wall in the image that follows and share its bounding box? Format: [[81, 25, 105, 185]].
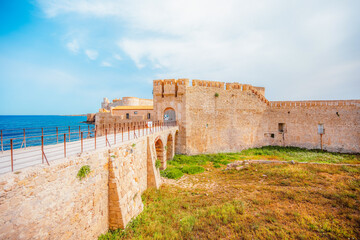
[[153, 79, 189, 154], [262, 100, 360, 153], [152, 79, 359, 155], [185, 81, 268, 155]]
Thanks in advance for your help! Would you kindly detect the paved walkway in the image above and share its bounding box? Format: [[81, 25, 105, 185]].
[[0, 126, 173, 174]]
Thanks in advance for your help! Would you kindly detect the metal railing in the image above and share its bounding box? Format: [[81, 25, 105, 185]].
[[0, 120, 177, 174]]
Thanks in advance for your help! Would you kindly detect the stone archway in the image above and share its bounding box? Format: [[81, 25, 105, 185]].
[[164, 108, 176, 123], [175, 130, 180, 154], [155, 138, 165, 170], [166, 134, 174, 161]]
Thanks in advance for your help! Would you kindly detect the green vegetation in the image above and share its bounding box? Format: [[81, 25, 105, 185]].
[[155, 159, 161, 169], [215, 92, 219, 97], [131, 143, 136, 148], [77, 165, 91, 180], [160, 146, 360, 180], [181, 165, 204, 174], [241, 146, 360, 164], [99, 147, 360, 239], [160, 168, 183, 179]]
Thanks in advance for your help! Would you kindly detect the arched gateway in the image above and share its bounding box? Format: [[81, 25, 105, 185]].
[[164, 108, 176, 122]]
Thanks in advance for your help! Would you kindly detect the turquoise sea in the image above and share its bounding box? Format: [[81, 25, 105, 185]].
[[0, 115, 94, 151]]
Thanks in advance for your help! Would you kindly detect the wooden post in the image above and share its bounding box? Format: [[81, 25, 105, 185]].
[[64, 134, 66, 158], [10, 139, 14, 172], [41, 136, 44, 164], [81, 132, 83, 153], [1, 130, 3, 152], [114, 126, 116, 145], [95, 130, 97, 149]]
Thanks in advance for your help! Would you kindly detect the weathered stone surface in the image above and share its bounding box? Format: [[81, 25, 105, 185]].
[[0, 127, 178, 239]]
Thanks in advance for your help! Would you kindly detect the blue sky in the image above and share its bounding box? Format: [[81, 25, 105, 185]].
[[1, 0, 359, 115]]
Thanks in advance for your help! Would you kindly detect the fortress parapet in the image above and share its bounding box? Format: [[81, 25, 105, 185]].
[[226, 82, 268, 105], [177, 78, 189, 95], [269, 100, 360, 108], [153, 78, 269, 104], [163, 79, 176, 96], [192, 80, 225, 88], [153, 78, 189, 97]]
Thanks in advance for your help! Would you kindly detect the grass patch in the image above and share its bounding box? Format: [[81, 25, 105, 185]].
[[160, 168, 184, 179], [77, 165, 90, 180], [240, 146, 360, 164], [100, 148, 360, 239], [181, 165, 204, 174]]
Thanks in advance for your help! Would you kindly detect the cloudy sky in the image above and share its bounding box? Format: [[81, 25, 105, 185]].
[[0, 0, 359, 115]]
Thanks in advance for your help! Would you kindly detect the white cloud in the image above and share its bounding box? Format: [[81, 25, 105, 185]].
[[113, 54, 122, 61], [36, 0, 360, 100], [66, 39, 79, 53], [85, 49, 98, 60], [101, 61, 112, 67]]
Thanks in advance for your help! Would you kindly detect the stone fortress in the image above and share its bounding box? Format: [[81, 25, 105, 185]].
[[1, 78, 359, 240], [97, 78, 360, 155]]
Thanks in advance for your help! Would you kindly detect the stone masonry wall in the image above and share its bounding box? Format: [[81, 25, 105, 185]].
[[153, 79, 188, 154], [0, 150, 109, 240], [185, 84, 268, 155], [0, 127, 178, 239], [262, 100, 360, 153], [108, 139, 148, 229]]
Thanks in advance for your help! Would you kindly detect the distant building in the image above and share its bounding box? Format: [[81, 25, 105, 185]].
[[99, 97, 154, 122]]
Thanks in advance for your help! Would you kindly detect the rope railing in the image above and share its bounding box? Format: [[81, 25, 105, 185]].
[[0, 120, 177, 174]]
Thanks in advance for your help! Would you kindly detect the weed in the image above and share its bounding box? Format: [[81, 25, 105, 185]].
[[160, 168, 184, 179], [131, 143, 136, 148], [179, 215, 196, 236], [215, 92, 219, 97], [155, 159, 161, 169], [77, 165, 90, 180], [181, 166, 204, 174], [213, 163, 221, 168]]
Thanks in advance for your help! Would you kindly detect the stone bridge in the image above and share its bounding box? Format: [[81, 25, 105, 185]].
[[0, 126, 179, 240]]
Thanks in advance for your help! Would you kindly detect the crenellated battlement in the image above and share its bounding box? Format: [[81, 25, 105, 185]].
[[192, 79, 225, 88], [270, 100, 360, 108], [153, 78, 190, 97], [153, 78, 268, 104], [225, 82, 268, 104]]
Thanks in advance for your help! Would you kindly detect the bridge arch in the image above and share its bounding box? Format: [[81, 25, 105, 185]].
[[166, 133, 174, 161], [155, 138, 165, 170]]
